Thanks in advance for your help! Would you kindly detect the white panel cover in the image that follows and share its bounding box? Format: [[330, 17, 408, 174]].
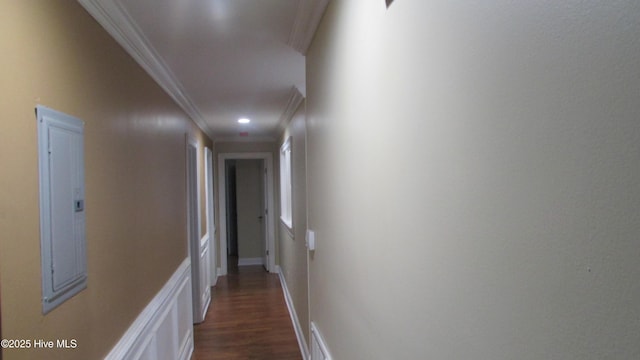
[[37, 105, 86, 314]]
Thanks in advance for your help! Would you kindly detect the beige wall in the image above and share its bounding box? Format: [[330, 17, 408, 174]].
[[278, 103, 310, 344], [215, 141, 277, 155], [306, 0, 640, 359], [0, 1, 211, 359]]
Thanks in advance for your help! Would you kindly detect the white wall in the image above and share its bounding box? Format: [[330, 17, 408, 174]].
[[306, 0, 640, 359]]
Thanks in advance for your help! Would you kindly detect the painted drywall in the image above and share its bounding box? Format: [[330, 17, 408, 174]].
[[0, 1, 211, 359], [235, 160, 265, 260], [306, 0, 640, 359], [278, 103, 310, 345], [215, 141, 277, 154]]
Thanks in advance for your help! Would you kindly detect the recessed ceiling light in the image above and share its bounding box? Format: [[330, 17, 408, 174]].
[[238, 118, 250, 124]]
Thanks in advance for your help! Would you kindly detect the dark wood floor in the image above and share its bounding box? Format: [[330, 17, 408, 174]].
[[192, 257, 301, 360]]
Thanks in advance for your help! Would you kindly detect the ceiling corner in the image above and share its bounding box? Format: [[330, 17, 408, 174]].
[[287, 0, 330, 55]]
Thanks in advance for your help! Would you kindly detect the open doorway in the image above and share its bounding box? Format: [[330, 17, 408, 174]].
[[225, 159, 267, 272], [225, 160, 239, 264], [217, 152, 275, 276]]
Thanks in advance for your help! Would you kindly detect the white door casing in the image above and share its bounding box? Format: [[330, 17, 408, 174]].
[[217, 152, 276, 276], [204, 147, 217, 286], [186, 135, 208, 324]]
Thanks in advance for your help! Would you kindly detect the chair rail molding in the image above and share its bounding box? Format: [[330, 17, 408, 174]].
[[105, 258, 194, 360]]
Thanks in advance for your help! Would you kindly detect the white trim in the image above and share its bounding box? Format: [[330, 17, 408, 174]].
[[105, 258, 193, 360], [277, 86, 305, 134], [200, 233, 209, 248], [237, 257, 264, 266], [311, 322, 333, 360], [277, 266, 310, 360], [288, 0, 330, 55], [217, 152, 276, 276], [204, 147, 217, 286], [200, 283, 211, 323], [280, 218, 295, 238], [187, 135, 205, 324], [280, 137, 293, 230], [77, 0, 213, 138], [190, 136, 201, 246], [198, 234, 212, 322]]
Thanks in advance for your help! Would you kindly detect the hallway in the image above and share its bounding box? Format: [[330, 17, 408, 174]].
[[2, 2, 640, 359], [192, 258, 301, 360]]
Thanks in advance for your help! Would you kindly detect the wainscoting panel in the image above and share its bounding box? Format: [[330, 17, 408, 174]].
[[105, 259, 194, 360]]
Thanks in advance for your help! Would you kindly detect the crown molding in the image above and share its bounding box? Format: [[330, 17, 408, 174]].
[[77, 0, 214, 138], [276, 86, 305, 135], [287, 0, 330, 55]]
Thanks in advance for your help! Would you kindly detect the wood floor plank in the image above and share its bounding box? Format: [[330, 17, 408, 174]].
[[192, 258, 301, 360]]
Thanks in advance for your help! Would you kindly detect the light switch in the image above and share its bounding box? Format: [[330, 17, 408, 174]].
[[306, 230, 316, 251]]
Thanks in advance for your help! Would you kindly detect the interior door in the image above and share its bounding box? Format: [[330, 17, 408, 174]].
[[186, 137, 206, 324]]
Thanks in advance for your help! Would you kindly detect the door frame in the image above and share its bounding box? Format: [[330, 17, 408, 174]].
[[217, 152, 275, 275], [204, 147, 217, 286]]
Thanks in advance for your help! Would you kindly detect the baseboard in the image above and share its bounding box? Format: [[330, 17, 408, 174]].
[[311, 322, 333, 360], [238, 257, 264, 266], [200, 293, 211, 325], [277, 266, 310, 360], [105, 258, 194, 360]]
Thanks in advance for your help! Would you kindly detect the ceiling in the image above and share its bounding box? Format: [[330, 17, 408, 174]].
[[78, 0, 328, 142]]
